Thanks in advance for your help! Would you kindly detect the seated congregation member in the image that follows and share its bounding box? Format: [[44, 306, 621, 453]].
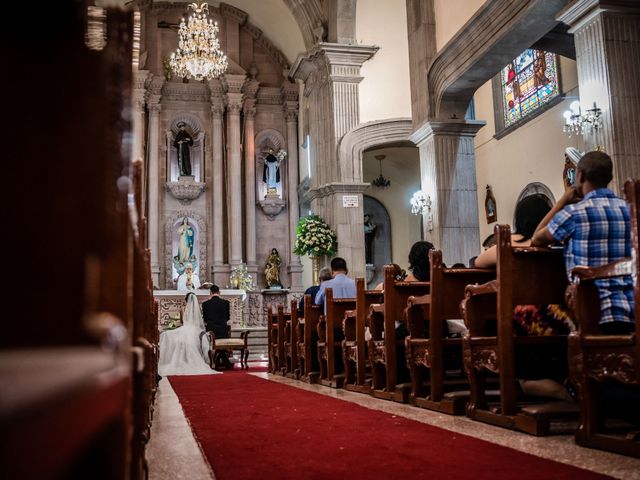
[[298, 267, 333, 315], [159, 292, 218, 376], [532, 151, 634, 335], [475, 193, 575, 401], [202, 285, 231, 369], [314, 257, 357, 306], [405, 241, 435, 282]]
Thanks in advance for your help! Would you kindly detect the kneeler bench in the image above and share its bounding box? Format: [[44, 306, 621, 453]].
[[208, 331, 250, 369]]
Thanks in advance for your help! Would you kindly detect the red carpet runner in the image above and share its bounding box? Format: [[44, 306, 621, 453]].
[[169, 374, 610, 480]]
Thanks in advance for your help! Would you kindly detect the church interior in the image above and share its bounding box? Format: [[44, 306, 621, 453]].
[[3, 0, 640, 478]]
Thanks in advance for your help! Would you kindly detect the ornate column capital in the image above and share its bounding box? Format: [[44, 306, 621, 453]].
[[148, 102, 162, 116], [557, 0, 639, 31], [211, 102, 225, 118], [409, 119, 487, 146], [226, 95, 244, 115], [243, 98, 257, 118]]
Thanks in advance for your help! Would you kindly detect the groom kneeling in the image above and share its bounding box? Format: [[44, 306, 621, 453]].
[[202, 284, 232, 369]]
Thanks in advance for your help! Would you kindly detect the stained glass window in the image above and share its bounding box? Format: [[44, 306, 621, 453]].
[[500, 49, 559, 127]]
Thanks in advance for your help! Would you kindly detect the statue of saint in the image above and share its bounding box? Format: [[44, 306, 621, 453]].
[[174, 122, 194, 176], [264, 248, 282, 288], [176, 217, 195, 264], [262, 149, 281, 193], [364, 213, 377, 265]]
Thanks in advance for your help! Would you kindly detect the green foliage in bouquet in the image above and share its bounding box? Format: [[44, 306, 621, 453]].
[[294, 215, 338, 258]]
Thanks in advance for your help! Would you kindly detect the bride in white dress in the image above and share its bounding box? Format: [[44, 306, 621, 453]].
[[159, 293, 221, 376]]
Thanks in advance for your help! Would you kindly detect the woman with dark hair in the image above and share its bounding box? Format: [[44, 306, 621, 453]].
[[405, 241, 435, 282], [474, 194, 551, 268], [473, 193, 575, 401]]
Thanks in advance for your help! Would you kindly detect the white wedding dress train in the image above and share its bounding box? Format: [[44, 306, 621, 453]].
[[158, 293, 221, 376]]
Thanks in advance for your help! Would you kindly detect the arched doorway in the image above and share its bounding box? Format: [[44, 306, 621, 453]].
[[363, 196, 392, 288]]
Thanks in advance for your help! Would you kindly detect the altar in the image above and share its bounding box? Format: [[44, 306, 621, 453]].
[[154, 290, 246, 330]]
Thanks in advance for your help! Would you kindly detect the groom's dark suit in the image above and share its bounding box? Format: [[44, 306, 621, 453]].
[[202, 295, 230, 340]]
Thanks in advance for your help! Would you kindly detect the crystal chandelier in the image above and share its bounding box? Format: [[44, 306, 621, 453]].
[[563, 100, 602, 137], [372, 154, 391, 188], [169, 3, 228, 81]]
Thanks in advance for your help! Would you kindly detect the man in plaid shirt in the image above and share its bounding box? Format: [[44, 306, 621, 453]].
[[532, 151, 634, 334]]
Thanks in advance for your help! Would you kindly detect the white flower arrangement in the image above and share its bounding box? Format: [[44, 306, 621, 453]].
[[294, 215, 338, 257]]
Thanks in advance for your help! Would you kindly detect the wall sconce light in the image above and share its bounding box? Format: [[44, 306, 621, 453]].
[[563, 101, 602, 137], [410, 190, 433, 232]]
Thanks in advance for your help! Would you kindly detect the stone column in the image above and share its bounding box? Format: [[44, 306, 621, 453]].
[[132, 70, 149, 162], [283, 83, 303, 291], [210, 84, 226, 284], [225, 74, 246, 266], [410, 120, 486, 267], [147, 100, 161, 287], [290, 44, 378, 280], [244, 80, 259, 276], [558, 1, 640, 190]]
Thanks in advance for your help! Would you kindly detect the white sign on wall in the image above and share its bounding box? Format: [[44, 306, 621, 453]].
[[342, 195, 359, 208]]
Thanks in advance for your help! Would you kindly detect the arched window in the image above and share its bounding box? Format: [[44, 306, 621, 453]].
[[492, 49, 561, 138]]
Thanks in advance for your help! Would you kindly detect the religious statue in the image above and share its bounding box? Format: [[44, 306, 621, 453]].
[[485, 185, 497, 224], [364, 213, 377, 265], [262, 149, 281, 195], [264, 248, 282, 288], [176, 217, 195, 264], [176, 263, 201, 291], [563, 147, 583, 191], [174, 122, 194, 176]]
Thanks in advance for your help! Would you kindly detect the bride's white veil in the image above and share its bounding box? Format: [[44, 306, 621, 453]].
[[183, 293, 205, 330]]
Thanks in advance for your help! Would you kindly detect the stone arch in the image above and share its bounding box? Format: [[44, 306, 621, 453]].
[[282, 0, 326, 49], [427, 0, 569, 119], [337, 118, 414, 183], [168, 113, 203, 136], [163, 211, 208, 289], [363, 195, 392, 288], [255, 128, 286, 152]]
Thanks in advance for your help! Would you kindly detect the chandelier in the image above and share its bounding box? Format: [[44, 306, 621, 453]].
[[372, 154, 391, 188], [169, 3, 228, 81], [563, 100, 602, 137]]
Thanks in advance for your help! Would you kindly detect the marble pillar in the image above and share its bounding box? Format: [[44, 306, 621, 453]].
[[290, 44, 378, 280], [410, 120, 486, 267], [284, 90, 303, 291], [147, 102, 161, 286], [210, 98, 225, 283], [558, 1, 640, 191], [132, 70, 149, 163], [243, 95, 257, 273], [225, 74, 246, 266]]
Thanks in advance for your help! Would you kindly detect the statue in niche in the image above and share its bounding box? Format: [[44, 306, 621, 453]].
[[563, 147, 583, 191], [264, 248, 283, 289], [262, 149, 285, 196], [364, 213, 377, 265], [485, 185, 497, 224], [174, 122, 194, 176], [173, 217, 197, 276]]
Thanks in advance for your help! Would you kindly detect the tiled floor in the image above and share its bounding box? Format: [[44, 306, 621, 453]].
[[147, 372, 640, 480]]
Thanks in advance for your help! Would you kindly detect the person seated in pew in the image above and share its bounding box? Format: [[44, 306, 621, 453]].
[[474, 193, 576, 401], [298, 267, 333, 316], [405, 241, 435, 282], [314, 257, 356, 307], [532, 151, 634, 335]]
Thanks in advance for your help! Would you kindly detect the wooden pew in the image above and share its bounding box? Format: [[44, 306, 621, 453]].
[[461, 225, 579, 435], [567, 178, 640, 457], [343, 278, 383, 393], [406, 250, 495, 414], [317, 288, 356, 388], [368, 266, 429, 402], [296, 295, 322, 383], [284, 300, 300, 378], [267, 305, 285, 374]]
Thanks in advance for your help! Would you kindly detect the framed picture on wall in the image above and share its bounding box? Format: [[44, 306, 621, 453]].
[[485, 185, 497, 224]]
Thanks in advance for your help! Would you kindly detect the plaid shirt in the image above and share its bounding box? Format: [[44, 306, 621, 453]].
[[547, 188, 634, 324]]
